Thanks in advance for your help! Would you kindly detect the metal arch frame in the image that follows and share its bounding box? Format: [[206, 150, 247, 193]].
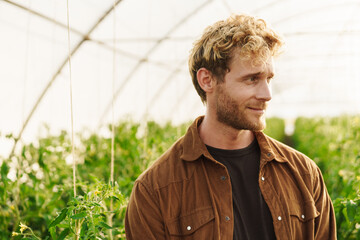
[[272, 1, 360, 25], [8, 0, 124, 157], [252, 0, 286, 14], [271, 1, 360, 96], [221, 0, 232, 14], [1, 0, 178, 69], [98, 0, 214, 126], [169, 82, 199, 121], [139, 59, 188, 121], [220, 0, 286, 15], [5, 0, 359, 156], [2, 0, 84, 36]]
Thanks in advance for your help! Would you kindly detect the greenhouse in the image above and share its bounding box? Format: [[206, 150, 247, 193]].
[[0, 0, 359, 239]]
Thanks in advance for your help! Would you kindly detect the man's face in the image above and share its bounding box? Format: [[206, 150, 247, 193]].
[[214, 53, 274, 131]]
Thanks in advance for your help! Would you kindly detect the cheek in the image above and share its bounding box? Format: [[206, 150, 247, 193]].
[[229, 90, 252, 104], [229, 84, 253, 96]]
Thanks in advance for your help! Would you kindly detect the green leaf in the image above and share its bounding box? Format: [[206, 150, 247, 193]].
[[71, 211, 87, 219], [49, 208, 68, 228], [1, 162, 9, 180], [38, 148, 46, 170], [342, 207, 350, 225], [90, 202, 101, 207], [80, 221, 88, 237], [56, 223, 68, 228], [346, 200, 357, 222], [58, 228, 70, 240], [109, 195, 120, 201], [21, 146, 26, 159], [5, 133, 13, 139], [98, 221, 112, 229], [49, 226, 57, 240]]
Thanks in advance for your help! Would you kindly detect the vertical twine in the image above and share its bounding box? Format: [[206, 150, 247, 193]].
[[14, 0, 32, 232], [108, 1, 117, 239], [66, 1, 79, 239], [143, 0, 152, 164], [22, 1, 31, 127], [66, 0, 76, 199], [110, 0, 116, 189]]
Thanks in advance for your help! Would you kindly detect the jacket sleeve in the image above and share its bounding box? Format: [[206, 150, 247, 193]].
[[125, 180, 166, 240], [312, 166, 337, 239]]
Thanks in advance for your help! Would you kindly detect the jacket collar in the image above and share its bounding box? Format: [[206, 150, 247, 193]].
[[180, 116, 211, 161], [180, 116, 288, 163], [254, 131, 288, 163]]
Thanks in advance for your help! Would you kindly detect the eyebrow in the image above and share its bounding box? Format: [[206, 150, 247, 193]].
[[242, 71, 274, 79]]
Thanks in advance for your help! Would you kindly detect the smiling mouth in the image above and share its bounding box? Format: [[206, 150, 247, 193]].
[[249, 107, 264, 110], [248, 107, 266, 114]]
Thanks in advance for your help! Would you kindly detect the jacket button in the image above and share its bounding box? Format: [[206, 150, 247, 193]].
[[301, 214, 305, 219], [225, 216, 230, 221], [277, 216, 282, 221], [261, 177, 265, 181], [220, 176, 226, 181], [267, 153, 272, 157], [187, 226, 191, 231]]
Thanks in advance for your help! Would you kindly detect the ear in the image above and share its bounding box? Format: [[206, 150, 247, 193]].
[[197, 68, 216, 93]]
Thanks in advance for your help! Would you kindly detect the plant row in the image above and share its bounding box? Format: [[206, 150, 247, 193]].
[[0, 116, 359, 239]]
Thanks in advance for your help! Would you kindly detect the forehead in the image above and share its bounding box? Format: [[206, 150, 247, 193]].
[[229, 54, 274, 76], [228, 48, 274, 75]]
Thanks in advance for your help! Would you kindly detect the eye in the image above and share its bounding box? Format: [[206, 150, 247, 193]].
[[249, 76, 258, 82]]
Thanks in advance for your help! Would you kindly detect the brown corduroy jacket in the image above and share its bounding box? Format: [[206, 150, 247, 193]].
[[125, 116, 336, 239]]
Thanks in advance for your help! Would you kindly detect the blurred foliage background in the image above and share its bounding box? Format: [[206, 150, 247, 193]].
[[0, 116, 359, 239]]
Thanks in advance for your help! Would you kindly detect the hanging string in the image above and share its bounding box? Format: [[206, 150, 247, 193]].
[[172, 6, 182, 138], [51, 1, 57, 86], [22, 2, 31, 128], [110, 0, 116, 190], [66, 1, 80, 238], [14, 0, 32, 227], [108, 1, 117, 239], [143, 1, 152, 165], [66, 0, 76, 198]]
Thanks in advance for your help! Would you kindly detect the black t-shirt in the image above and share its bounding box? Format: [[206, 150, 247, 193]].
[[206, 139, 276, 240]]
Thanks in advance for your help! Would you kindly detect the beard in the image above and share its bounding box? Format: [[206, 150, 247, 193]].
[[215, 85, 267, 131]]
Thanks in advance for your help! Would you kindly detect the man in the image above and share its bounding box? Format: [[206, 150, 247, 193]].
[[125, 14, 336, 239]]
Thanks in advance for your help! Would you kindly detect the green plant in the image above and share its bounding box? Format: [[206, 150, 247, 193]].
[[1, 116, 359, 239], [47, 181, 127, 240], [0, 120, 189, 239], [293, 115, 360, 239], [264, 117, 286, 142], [333, 197, 360, 239]]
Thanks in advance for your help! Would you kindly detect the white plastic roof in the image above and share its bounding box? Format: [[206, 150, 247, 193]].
[[1, 0, 360, 157]]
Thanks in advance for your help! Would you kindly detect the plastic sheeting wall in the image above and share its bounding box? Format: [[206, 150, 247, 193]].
[[1, 0, 360, 157]]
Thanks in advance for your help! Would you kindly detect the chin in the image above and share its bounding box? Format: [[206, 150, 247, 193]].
[[250, 124, 265, 132], [247, 116, 266, 131], [229, 120, 265, 132]]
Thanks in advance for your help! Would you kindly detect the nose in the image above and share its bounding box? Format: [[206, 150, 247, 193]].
[[256, 80, 272, 101]]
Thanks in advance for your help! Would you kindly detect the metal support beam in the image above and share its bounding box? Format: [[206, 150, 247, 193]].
[[9, 0, 124, 158]]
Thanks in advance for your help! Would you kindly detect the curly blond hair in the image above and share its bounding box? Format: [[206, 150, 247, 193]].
[[188, 14, 284, 103]]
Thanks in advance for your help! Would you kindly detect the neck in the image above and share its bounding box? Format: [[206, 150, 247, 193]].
[[199, 114, 255, 150]]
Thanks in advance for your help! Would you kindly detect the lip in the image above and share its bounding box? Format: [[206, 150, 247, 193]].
[[248, 107, 265, 114]]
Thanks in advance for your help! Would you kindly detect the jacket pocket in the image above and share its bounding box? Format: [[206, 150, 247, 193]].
[[289, 200, 319, 222], [289, 200, 320, 239], [165, 206, 215, 237]]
